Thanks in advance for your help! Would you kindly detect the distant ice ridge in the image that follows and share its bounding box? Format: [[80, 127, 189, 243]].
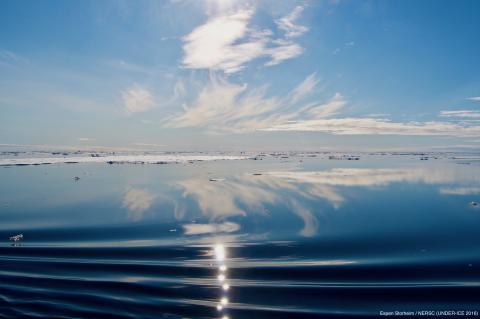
[[0, 154, 249, 166]]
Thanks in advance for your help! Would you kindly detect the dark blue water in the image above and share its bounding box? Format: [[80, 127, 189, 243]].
[[1, 154, 479, 318]]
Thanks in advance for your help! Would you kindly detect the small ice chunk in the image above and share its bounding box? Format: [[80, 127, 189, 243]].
[[9, 234, 23, 242]]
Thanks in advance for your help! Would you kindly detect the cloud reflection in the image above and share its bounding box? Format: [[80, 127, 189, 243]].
[[266, 167, 476, 187], [183, 222, 240, 235], [177, 174, 339, 237], [122, 188, 157, 221], [117, 165, 478, 237], [177, 178, 278, 220], [439, 187, 480, 195], [176, 165, 478, 237]]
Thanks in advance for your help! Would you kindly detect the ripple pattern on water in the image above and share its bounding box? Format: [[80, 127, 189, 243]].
[[1, 238, 479, 319]]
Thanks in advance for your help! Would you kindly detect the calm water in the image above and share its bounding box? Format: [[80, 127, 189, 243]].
[[1, 154, 480, 318]]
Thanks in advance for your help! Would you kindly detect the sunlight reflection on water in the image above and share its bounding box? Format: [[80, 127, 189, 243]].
[[214, 244, 231, 318]]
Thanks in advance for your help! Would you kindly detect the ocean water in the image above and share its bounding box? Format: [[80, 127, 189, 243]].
[[0, 153, 479, 318]]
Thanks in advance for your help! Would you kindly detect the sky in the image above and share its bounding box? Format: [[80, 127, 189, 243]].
[[0, 0, 479, 151]]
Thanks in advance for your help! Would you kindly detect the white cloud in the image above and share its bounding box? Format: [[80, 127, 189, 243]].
[[77, 137, 95, 141], [164, 73, 480, 137], [172, 80, 186, 100], [165, 73, 345, 133], [161, 60, 480, 138], [275, 5, 309, 38], [467, 97, 480, 102], [290, 72, 320, 104], [182, 9, 265, 73], [263, 117, 480, 137], [300, 92, 345, 118], [265, 42, 304, 66], [122, 85, 155, 113], [181, 6, 308, 73], [440, 110, 480, 118], [202, 0, 244, 16]]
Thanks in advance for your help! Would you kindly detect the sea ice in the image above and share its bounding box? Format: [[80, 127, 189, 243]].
[[9, 234, 23, 242], [0, 154, 248, 166]]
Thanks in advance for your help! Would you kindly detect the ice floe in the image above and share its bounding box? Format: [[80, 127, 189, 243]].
[[0, 154, 248, 166], [9, 234, 23, 242]]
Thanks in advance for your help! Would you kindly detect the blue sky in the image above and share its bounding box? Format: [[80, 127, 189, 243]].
[[0, 0, 479, 151]]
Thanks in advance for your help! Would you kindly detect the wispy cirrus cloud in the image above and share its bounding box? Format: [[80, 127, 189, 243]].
[[467, 97, 480, 102], [163, 73, 480, 137], [275, 5, 309, 38], [440, 110, 480, 118], [164, 72, 344, 133], [0, 49, 27, 68], [181, 5, 309, 73], [263, 117, 480, 136], [265, 41, 304, 66], [289, 72, 319, 104], [122, 85, 155, 113]]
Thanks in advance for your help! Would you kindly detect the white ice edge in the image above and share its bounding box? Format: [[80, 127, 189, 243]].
[[0, 155, 249, 166]]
